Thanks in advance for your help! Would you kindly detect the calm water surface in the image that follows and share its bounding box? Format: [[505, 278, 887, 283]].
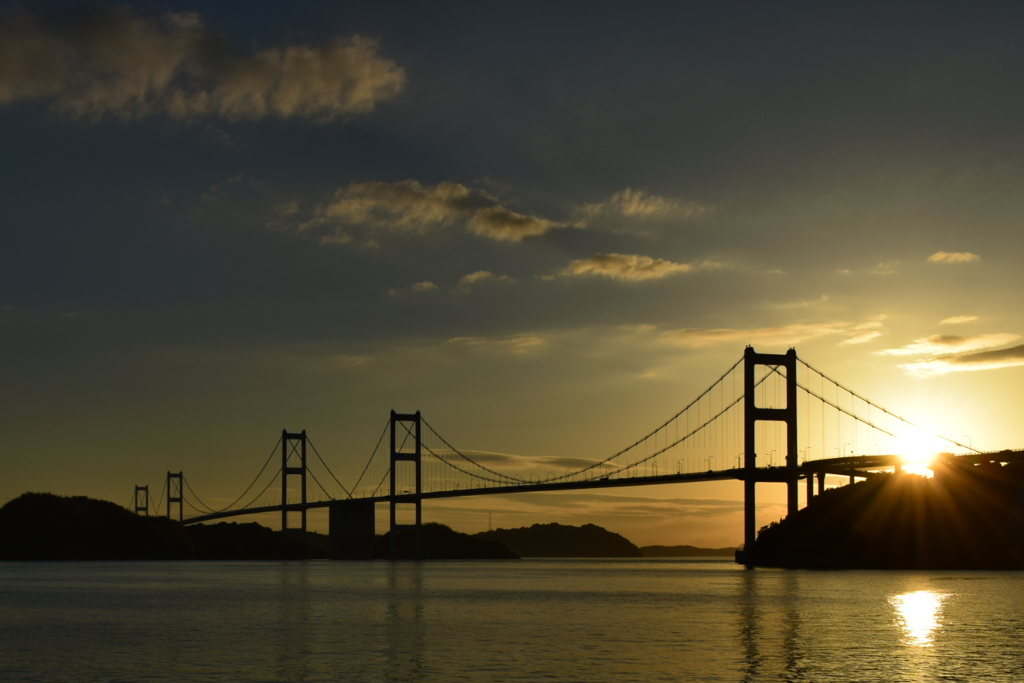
[[1, 559, 1022, 682]]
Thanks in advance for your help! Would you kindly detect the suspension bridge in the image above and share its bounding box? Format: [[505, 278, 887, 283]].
[[129, 347, 1022, 565]]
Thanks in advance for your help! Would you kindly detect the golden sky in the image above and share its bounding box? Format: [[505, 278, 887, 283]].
[[3, 3, 1024, 546]]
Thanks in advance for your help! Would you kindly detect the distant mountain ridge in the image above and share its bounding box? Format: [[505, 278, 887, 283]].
[[475, 522, 643, 557], [640, 545, 737, 557]]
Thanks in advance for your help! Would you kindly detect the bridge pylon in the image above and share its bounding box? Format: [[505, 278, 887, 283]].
[[281, 430, 307, 533], [389, 410, 422, 559], [742, 346, 799, 567], [166, 472, 183, 521], [133, 485, 149, 516]]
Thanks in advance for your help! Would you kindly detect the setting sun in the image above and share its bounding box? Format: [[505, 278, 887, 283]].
[[896, 447, 937, 477]]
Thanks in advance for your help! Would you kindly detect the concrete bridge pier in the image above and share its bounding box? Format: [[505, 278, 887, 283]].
[[329, 500, 375, 559]]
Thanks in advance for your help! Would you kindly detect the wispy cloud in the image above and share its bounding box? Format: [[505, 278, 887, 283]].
[[660, 316, 886, 348], [467, 206, 563, 241], [768, 294, 829, 310], [879, 329, 1024, 377], [879, 333, 1019, 357], [575, 188, 711, 222], [448, 334, 546, 355], [901, 343, 1024, 377], [562, 253, 725, 281], [301, 180, 568, 243], [458, 270, 514, 290], [411, 281, 438, 293], [927, 251, 980, 264], [940, 315, 978, 325], [0, 6, 405, 122]]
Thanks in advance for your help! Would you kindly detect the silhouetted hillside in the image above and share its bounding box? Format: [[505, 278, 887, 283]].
[[0, 492, 194, 560], [754, 458, 1024, 569], [376, 522, 518, 559], [189, 522, 326, 560], [0, 493, 329, 560], [475, 523, 642, 557], [641, 545, 737, 557]]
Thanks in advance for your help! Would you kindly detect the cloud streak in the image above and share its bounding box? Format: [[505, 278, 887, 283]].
[[302, 180, 568, 242], [880, 333, 1019, 357], [448, 334, 546, 355], [902, 343, 1024, 377], [878, 330, 1024, 377], [458, 270, 513, 290], [562, 253, 724, 281], [0, 6, 405, 122], [940, 315, 978, 325], [660, 316, 887, 348], [575, 188, 710, 221]]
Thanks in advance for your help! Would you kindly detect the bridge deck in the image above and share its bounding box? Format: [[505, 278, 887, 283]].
[[182, 451, 1024, 525]]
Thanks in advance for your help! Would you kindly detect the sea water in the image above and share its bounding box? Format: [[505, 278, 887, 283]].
[[1, 559, 1022, 682]]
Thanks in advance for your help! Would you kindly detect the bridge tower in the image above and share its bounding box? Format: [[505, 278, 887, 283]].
[[742, 347, 798, 566], [133, 485, 149, 516], [389, 410, 422, 558], [166, 472, 183, 521], [281, 430, 307, 533]]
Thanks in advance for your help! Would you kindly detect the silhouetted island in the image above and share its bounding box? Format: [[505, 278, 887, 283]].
[[0, 492, 195, 560], [753, 456, 1024, 569], [475, 522, 643, 557], [377, 522, 518, 559], [640, 544, 737, 557]]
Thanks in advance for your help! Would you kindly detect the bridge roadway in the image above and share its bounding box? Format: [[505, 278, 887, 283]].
[[181, 451, 1024, 525]]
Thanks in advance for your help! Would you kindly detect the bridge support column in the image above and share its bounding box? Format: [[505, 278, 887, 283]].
[[741, 347, 799, 567], [805, 474, 814, 505], [134, 485, 149, 516], [166, 472, 183, 521], [390, 410, 422, 559], [281, 430, 307, 533], [817, 472, 825, 495], [329, 500, 376, 559]]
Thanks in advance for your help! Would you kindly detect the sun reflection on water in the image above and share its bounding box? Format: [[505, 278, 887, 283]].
[[890, 590, 946, 647]]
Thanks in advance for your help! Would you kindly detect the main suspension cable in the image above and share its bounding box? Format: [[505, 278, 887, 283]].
[[306, 436, 351, 498], [797, 359, 978, 452]]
